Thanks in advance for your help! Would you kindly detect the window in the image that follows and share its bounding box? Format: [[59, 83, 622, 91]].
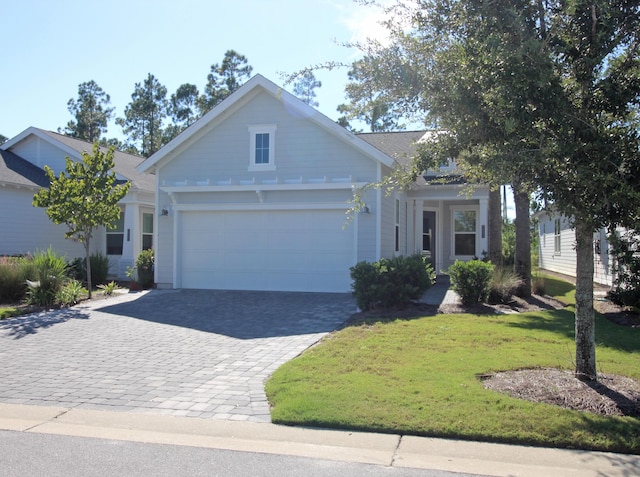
[[395, 198, 400, 252], [554, 218, 561, 255], [107, 210, 124, 255], [142, 213, 153, 250], [249, 125, 276, 170], [453, 209, 476, 256]]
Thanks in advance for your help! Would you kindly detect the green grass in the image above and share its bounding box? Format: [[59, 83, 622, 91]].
[[0, 307, 24, 319], [266, 278, 640, 454]]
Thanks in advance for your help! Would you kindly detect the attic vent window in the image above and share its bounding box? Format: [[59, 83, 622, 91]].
[[248, 124, 277, 171]]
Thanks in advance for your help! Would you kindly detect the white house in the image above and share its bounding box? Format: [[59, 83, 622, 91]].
[[0, 128, 155, 279], [537, 211, 614, 286], [137, 74, 491, 293]]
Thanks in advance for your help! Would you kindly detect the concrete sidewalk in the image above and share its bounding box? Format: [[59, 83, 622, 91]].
[[1, 403, 637, 477]]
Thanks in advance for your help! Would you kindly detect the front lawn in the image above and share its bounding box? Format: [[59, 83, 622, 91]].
[[265, 278, 640, 454]]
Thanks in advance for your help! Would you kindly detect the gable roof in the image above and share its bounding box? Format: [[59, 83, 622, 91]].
[[137, 74, 396, 174], [1, 127, 154, 192], [0, 148, 49, 188]]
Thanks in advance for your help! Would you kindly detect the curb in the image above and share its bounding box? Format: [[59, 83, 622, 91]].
[[1, 404, 638, 476]]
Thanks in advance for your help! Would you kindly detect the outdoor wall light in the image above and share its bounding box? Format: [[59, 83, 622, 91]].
[[161, 208, 169, 216], [361, 204, 370, 214]]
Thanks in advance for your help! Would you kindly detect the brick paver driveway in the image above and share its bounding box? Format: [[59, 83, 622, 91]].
[[0, 290, 355, 422]]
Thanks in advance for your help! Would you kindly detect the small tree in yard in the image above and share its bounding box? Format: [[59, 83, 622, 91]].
[[33, 143, 130, 298]]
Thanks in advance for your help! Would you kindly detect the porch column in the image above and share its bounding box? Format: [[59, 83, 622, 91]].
[[479, 197, 489, 258]]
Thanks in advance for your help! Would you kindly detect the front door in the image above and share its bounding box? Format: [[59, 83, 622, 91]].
[[422, 211, 436, 270]]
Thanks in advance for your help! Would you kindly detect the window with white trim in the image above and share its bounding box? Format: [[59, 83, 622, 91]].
[[107, 209, 124, 255], [554, 218, 561, 255], [142, 213, 153, 250], [248, 125, 276, 171], [452, 208, 477, 256]]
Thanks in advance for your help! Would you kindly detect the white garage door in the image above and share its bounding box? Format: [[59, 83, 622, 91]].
[[179, 210, 354, 292]]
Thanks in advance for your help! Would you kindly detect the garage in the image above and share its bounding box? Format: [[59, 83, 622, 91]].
[[179, 209, 355, 292]]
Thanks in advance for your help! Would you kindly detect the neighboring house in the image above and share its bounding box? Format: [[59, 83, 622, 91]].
[[138, 74, 491, 293], [0, 128, 155, 279], [537, 211, 613, 286]]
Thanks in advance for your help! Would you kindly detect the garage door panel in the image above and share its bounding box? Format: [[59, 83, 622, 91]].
[[180, 210, 353, 292]]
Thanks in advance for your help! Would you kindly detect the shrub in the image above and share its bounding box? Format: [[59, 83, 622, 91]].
[[24, 248, 68, 307], [98, 281, 119, 296], [135, 249, 154, 288], [607, 229, 640, 309], [448, 259, 494, 305], [488, 266, 523, 304], [350, 254, 435, 311], [532, 274, 546, 295], [0, 257, 28, 303], [56, 279, 87, 306], [68, 252, 111, 287]]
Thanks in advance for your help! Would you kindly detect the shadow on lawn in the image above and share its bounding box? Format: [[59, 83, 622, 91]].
[[0, 308, 90, 340]]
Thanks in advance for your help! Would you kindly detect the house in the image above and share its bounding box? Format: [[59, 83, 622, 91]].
[[0, 128, 155, 279], [137, 74, 491, 293], [537, 211, 614, 286]]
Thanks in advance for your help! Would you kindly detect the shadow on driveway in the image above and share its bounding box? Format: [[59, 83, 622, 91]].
[[97, 289, 356, 340]]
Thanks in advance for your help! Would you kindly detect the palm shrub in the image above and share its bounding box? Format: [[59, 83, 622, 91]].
[[55, 279, 87, 306], [488, 266, 523, 304], [448, 259, 494, 305], [25, 248, 68, 307], [350, 254, 435, 311]]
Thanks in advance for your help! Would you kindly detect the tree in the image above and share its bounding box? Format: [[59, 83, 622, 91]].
[[33, 143, 130, 298], [197, 50, 253, 114], [293, 71, 322, 107], [337, 54, 407, 132], [164, 83, 201, 142], [61, 80, 114, 142], [365, 0, 640, 380], [116, 73, 168, 157]]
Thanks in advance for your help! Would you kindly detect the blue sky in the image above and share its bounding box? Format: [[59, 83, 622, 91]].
[[0, 0, 388, 141]]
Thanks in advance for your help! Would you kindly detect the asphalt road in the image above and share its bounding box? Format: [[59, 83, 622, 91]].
[[0, 430, 484, 477]]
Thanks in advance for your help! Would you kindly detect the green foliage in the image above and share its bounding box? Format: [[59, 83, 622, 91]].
[[61, 80, 114, 142], [116, 73, 168, 157], [292, 71, 322, 107], [350, 254, 435, 311], [488, 266, 523, 304], [135, 249, 154, 288], [502, 219, 516, 266], [197, 50, 252, 115], [68, 252, 111, 287], [266, 306, 640, 454], [55, 279, 87, 307], [97, 281, 119, 296], [448, 259, 495, 305], [607, 230, 640, 309], [33, 143, 130, 297], [0, 257, 29, 303], [24, 248, 68, 307]]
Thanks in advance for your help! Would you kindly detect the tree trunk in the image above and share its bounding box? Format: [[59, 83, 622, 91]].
[[488, 187, 503, 265], [85, 240, 92, 299], [513, 187, 531, 297], [574, 217, 596, 381]]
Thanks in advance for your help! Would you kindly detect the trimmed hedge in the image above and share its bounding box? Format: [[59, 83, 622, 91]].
[[350, 254, 436, 311], [448, 259, 494, 306]]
